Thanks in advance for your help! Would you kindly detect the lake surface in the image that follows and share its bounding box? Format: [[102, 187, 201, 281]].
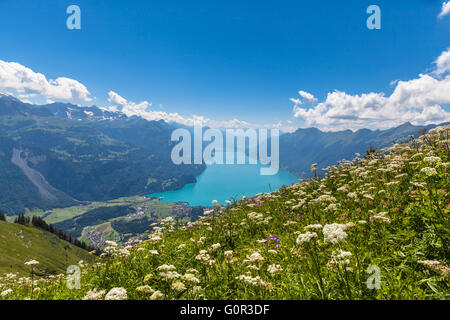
[[148, 153, 299, 206]]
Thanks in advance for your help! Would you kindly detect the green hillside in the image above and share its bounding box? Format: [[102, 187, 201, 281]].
[[0, 95, 205, 215], [0, 221, 95, 276], [1, 125, 448, 300]]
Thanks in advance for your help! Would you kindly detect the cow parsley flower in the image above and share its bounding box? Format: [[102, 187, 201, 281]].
[[105, 241, 118, 247], [296, 231, 317, 245], [327, 250, 352, 271], [182, 273, 200, 283], [210, 243, 221, 251], [224, 250, 233, 257], [305, 224, 323, 230], [105, 287, 128, 300], [157, 264, 176, 271], [24, 260, 39, 266], [136, 285, 154, 294], [370, 212, 391, 224], [325, 203, 338, 212], [150, 290, 164, 300], [267, 264, 283, 274], [187, 268, 199, 274], [235, 275, 272, 290], [421, 167, 438, 177], [82, 289, 106, 300], [347, 192, 358, 199], [171, 281, 186, 292], [322, 223, 348, 244], [1, 289, 12, 297], [159, 271, 181, 280], [244, 252, 264, 263], [423, 156, 442, 165]]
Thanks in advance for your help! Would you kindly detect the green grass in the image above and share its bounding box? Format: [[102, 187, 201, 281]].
[[0, 221, 95, 277], [1, 125, 449, 300]]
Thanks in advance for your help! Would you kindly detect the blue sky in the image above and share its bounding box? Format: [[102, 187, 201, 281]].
[[0, 0, 449, 131]]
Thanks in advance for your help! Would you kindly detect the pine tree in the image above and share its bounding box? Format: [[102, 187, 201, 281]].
[[14, 214, 30, 225], [0, 211, 6, 221], [365, 145, 377, 158]]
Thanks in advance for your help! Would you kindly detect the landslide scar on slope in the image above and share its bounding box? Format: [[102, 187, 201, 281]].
[[11, 148, 60, 201]]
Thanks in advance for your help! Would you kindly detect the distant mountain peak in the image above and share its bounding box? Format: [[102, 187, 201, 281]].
[[398, 121, 414, 127], [0, 92, 21, 102]]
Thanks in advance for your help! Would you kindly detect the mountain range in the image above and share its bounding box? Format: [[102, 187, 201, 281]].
[[279, 122, 447, 177], [0, 94, 204, 215], [0, 93, 446, 215]]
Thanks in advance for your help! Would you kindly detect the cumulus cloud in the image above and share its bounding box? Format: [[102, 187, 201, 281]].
[[290, 90, 317, 105], [292, 49, 450, 131], [0, 60, 92, 102], [438, 2, 450, 19], [107, 90, 203, 126], [434, 47, 450, 75], [107, 91, 295, 132]]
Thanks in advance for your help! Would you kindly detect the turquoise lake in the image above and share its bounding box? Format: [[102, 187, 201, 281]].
[[149, 153, 299, 206]]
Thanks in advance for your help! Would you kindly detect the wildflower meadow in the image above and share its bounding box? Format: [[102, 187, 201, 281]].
[[1, 126, 449, 300]]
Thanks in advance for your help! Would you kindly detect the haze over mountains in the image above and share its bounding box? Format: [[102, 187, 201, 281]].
[[0, 93, 446, 215]]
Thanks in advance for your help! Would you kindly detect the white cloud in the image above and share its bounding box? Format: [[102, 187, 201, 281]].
[[298, 90, 317, 103], [434, 47, 450, 75], [292, 49, 450, 131], [0, 60, 92, 102], [438, 2, 450, 19], [290, 90, 317, 106], [107, 91, 296, 132], [107, 90, 200, 125], [389, 79, 399, 87]]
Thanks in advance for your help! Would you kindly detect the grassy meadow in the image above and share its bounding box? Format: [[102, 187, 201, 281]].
[[1, 125, 448, 300], [0, 221, 94, 277]]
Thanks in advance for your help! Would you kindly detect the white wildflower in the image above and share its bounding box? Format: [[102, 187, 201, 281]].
[[244, 252, 264, 263], [157, 264, 176, 271], [322, 223, 348, 244], [182, 273, 200, 283], [421, 167, 438, 177], [210, 243, 221, 251], [267, 264, 283, 274], [105, 287, 127, 300], [82, 289, 106, 300], [1, 289, 12, 297], [150, 290, 164, 300], [305, 224, 323, 230], [24, 260, 39, 266], [296, 231, 317, 245], [171, 281, 186, 292], [136, 285, 154, 294]]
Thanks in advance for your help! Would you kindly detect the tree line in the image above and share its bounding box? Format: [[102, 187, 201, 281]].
[[12, 214, 98, 254]]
